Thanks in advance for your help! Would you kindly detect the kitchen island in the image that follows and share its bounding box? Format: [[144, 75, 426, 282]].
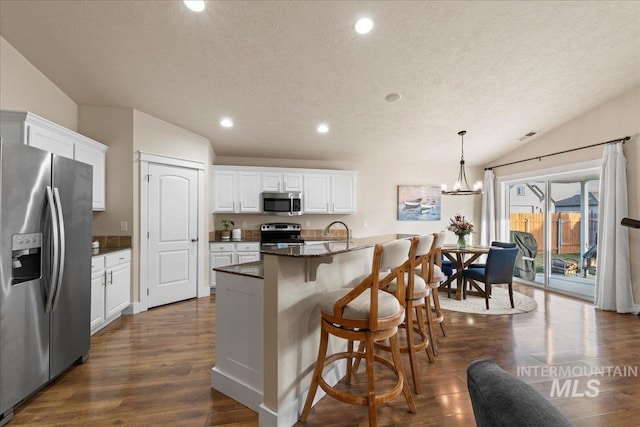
[[211, 234, 410, 427]]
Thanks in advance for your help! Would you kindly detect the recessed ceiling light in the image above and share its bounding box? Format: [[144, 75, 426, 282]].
[[220, 118, 233, 128], [317, 124, 329, 134], [183, 1, 205, 12], [385, 93, 402, 103], [354, 17, 374, 35]]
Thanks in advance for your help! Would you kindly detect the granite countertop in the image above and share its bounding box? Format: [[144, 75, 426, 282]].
[[209, 238, 260, 243], [92, 246, 131, 257], [260, 234, 416, 258], [214, 261, 263, 279]]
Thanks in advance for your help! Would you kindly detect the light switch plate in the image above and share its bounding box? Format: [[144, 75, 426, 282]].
[[120, 221, 128, 232]]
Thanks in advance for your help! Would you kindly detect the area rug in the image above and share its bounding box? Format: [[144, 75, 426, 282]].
[[438, 287, 537, 315]]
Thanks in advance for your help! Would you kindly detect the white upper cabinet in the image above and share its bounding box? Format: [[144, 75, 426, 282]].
[[303, 174, 331, 213], [237, 171, 261, 213], [212, 170, 237, 212], [74, 136, 107, 211], [331, 172, 357, 213], [211, 168, 261, 213], [1, 111, 108, 211], [304, 172, 357, 214], [26, 122, 75, 158], [211, 165, 356, 214], [262, 172, 303, 192]]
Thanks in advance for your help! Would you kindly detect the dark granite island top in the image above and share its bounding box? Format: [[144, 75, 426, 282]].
[[213, 260, 263, 279], [260, 233, 415, 257]]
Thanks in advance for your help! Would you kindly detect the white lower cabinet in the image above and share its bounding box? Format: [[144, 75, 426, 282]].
[[210, 242, 260, 290], [91, 249, 131, 334], [90, 256, 106, 331], [236, 242, 261, 264]]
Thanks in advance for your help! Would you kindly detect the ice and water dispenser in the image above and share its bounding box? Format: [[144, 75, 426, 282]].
[[11, 232, 42, 285]]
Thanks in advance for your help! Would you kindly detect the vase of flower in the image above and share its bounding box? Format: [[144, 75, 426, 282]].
[[448, 214, 474, 249], [456, 233, 467, 249]]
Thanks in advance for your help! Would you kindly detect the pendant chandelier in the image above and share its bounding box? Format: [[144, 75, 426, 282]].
[[441, 130, 483, 196]]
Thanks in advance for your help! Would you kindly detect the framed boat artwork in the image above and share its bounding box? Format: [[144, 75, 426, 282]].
[[397, 185, 442, 221]]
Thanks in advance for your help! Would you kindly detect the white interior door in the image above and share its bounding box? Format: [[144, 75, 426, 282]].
[[147, 163, 198, 308]]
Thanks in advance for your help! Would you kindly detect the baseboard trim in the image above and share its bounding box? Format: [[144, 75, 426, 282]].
[[211, 367, 263, 413], [256, 360, 346, 427]]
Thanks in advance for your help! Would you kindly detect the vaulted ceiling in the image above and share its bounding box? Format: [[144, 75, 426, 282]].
[[1, 1, 638, 164]]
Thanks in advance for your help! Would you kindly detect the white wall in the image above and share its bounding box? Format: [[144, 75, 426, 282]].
[[0, 36, 77, 131], [488, 85, 640, 304], [79, 106, 134, 236]]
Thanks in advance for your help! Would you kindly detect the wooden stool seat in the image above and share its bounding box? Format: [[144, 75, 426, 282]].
[[301, 240, 416, 427]]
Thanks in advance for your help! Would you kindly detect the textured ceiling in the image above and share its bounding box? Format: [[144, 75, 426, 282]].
[[1, 1, 638, 164]]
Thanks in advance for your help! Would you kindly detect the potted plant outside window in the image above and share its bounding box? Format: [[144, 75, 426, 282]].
[[220, 219, 234, 241]]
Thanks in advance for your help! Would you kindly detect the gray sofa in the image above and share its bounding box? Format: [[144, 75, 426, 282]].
[[467, 360, 573, 427]]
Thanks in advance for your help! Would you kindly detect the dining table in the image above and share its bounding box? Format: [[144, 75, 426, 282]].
[[439, 245, 491, 300]]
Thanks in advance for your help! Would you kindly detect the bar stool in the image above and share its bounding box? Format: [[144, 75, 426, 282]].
[[416, 231, 447, 356], [300, 239, 416, 427], [374, 235, 435, 394]]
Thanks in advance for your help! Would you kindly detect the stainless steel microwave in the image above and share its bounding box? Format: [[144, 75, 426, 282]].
[[261, 191, 303, 216]]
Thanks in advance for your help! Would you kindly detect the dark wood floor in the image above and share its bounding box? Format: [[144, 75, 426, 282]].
[[9, 283, 640, 426]]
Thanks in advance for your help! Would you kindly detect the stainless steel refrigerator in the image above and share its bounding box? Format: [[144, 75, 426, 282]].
[[0, 140, 92, 425]]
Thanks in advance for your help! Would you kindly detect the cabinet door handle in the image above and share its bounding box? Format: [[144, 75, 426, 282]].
[[102, 271, 107, 287], [191, 238, 198, 242], [109, 271, 113, 285]]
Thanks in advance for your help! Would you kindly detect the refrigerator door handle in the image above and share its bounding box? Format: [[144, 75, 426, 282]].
[[45, 186, 60, 314], [52, 187, 66, 310]]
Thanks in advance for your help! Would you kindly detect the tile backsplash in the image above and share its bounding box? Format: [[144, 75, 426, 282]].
[[93, 235, 132, 248]]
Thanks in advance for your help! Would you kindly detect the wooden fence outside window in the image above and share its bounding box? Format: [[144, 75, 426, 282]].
[[509, 212, 597, 255]]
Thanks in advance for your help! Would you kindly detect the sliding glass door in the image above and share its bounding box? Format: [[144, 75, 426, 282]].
[[499, 162, 600, 300]]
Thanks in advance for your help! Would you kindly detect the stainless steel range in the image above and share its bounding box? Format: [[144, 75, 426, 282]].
[[260, 223, 305, 247]]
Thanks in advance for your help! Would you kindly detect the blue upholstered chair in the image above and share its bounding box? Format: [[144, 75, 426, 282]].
[[462, 247, 519, 309], [468, 241, 516, 269]]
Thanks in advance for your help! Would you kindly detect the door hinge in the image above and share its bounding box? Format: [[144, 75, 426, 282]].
[[147, 289, 150, 296], [146, 174, 152, 182], [147, 231, 150, 239]]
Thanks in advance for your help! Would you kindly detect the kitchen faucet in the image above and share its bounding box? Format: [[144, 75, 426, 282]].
[[323, 221, 351, 242]]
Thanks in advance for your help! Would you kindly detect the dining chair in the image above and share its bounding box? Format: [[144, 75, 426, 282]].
[[467, 241, 516, 269], [462, 247, 519, 309]]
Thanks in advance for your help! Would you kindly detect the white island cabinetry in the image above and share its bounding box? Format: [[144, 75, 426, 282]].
[[211, 236, 402, 426]]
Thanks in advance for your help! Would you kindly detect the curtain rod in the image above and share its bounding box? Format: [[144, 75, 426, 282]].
[[484, 136, 631, 171]]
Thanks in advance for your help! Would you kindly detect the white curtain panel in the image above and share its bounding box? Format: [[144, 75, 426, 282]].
[[594, 143, 637, 313], [480, 169, 496, 246]]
